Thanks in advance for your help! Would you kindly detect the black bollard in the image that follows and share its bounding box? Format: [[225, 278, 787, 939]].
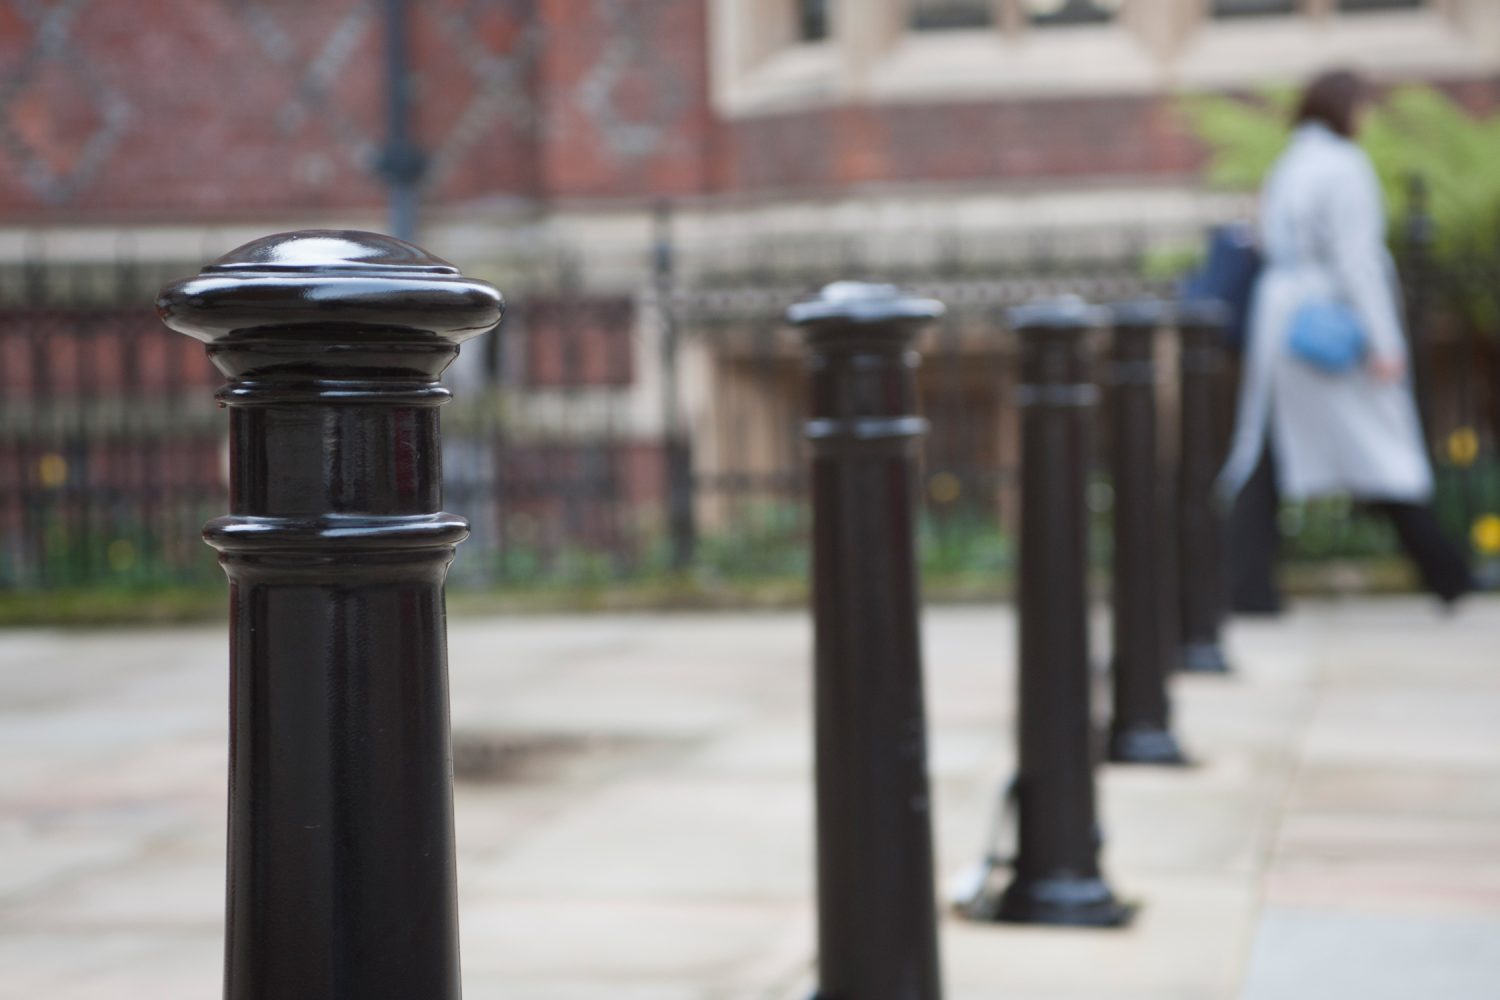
[[158, 231, 502, 1000], [1177, 300, 1233, 675], [653, 202, 697, 570], [1105, 301, 1189, 764], [962, 297, 1132, 928], [788, 282, 944, 1000]]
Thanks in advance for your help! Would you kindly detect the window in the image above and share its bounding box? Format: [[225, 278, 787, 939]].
[[909, 0, 993, 31], [797, 0, 829, 42], [1337, 0, 1424, 11], [1024, 0, 1121, 27], [1211, 0, 1424, 17], [1211, 0, 1297, 16]]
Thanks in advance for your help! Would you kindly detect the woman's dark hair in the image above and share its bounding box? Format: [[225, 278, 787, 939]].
[[1295, 70, 1369, 138]]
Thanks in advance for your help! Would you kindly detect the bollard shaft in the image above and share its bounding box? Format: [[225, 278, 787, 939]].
[[790, 282, 944, 1000], [158, 231, 501, 1000], [1106, 302, 1187, 765], [1177, 302, 1232, 674], [1016, 313, 1099, 880], [964, 298, 1131, 928]]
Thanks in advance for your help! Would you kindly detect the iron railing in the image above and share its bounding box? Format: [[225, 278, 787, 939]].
[[1, 215, 1494, 594]]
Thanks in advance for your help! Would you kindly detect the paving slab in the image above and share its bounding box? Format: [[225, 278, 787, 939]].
[[0, 597, 1496, 998], [1240, 907, 1500, 1000]]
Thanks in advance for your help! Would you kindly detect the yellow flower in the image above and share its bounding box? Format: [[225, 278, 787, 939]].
[[37, 453, 67, 489], [928, 472, 962, 505], [1471, 515, 1500, 556], [108, 539, 136, 572], [1448, 427, 1479, 468]]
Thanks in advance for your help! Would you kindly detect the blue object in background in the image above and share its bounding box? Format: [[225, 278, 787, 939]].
[[1182, 222, 1261, 352], [1287, 300, 1367, 374]]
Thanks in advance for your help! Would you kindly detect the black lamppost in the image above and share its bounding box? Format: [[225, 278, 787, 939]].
[[655, 201, 696, 570], [378, 0, 426, 242]]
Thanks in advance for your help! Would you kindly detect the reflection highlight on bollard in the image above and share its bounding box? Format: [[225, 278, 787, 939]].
[[789, 281, 945, 1000], [1177, 299, 1234, 675], [1105, 299, 1190, 765], [957, 295, 1134, 928], [157, 230, 501, 1000]]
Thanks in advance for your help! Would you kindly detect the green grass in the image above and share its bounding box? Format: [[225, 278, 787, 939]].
[[0, 555, 1433, 628], [0, 480, 1481, 626], [0, 585, 227, 628]]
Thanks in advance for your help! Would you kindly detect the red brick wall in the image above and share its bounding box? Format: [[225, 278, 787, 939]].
[[0, 0, 714, 221], [0, 309, 216, 396], [713, 78, 1500, 195], [533, 0, 714, 199], [520, 295, 635, 387], [716, 95, 1207, 193], [0, 0, 541, 221], [3, 0, 1499, 221]]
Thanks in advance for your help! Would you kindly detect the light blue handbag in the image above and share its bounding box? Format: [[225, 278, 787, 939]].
[[1287, 300, 1366, 374]]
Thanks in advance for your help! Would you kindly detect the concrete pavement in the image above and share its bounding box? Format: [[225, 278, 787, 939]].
[[0, 598, 1497, 998]]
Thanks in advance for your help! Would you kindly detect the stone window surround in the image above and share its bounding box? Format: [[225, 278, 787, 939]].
[[711, 0, 1500, 117]]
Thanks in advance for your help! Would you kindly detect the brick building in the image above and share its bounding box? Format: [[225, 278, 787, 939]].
[[7, 1, 1500, 243], [3, 0, 1500, 583]]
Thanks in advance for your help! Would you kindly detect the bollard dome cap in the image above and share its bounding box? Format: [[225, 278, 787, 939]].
[[787, 281, 944, 328], [1108, 297, 1174, 329], [1175, 297, 1231, 329], [1006, 295, 1107, 333], [157, 230, 503, 346]]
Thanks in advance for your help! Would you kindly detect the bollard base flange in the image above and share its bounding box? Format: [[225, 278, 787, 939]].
[[964, 873, 1135, 928], [1107, 724, 1190, 766], [1180, 641, 1231, 675]]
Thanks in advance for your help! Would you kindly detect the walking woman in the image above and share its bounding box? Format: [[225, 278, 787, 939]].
[[1219, 69, 1475, 606]]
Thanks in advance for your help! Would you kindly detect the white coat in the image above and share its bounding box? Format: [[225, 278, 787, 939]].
[[1219, 122, 1433, 503]]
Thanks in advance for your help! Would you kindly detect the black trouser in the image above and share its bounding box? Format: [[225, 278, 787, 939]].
[[1229, 444, 1474, 608], [1370, 500, 1474, 603]]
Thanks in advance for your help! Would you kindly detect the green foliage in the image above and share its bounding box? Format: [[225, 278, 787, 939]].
[[1433, 457, 1500, 547], [920, 509, 1013, 577], [692, 503, 811, 581], [1140, 246, 1204, 282], [1178, 87, 1297, 192], [1278, 498, 1399, 563], [1360, 88, 1500, 262], [0, 505, 222, 591], [1179, 85, 1500, 324], [0, 585, 227, 627]]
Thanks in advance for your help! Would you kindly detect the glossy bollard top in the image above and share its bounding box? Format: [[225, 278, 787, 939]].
[[157, 229, 503, 381], [157, 231, 501, 1000], [791, 282, 944, 444], [1007, 295, 1108, 334], [1110, 296, 1173, 331], [1176, 297, 1231, 333], [788, 280, 945, 329], [159, 231, 503, 534], [1108, 297, 1169, 380], [1008, 296, 1106, 407]]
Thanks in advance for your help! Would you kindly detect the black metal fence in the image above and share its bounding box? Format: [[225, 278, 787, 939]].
[[0, 258, 224, 589], [1, 213, 1496, 596]]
